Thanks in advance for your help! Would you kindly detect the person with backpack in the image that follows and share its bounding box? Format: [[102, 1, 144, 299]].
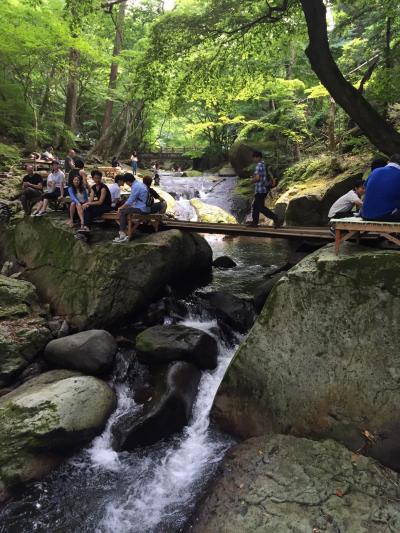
[[246, 151, 283, 228], [143, 176, 167, 213], [113, 173, 150, 243]]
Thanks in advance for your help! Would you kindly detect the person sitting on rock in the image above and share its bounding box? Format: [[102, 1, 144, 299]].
[[19, 165, 43, 215], [328, 180, 365, 220], [113, 173, 150, 243], [68, 174, 88, 228], [111, 156, 121, 169], [41, 145, 55, 161], [108, 174, 125, 210], [246, 151, 283, 228], [81, 170, 112, 231], [32, 160, 65, 217], [143, 176, 167, 214], [362, 154, 400, 222]]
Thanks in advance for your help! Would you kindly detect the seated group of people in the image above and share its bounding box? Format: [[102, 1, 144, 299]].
[[328, 155, 400, 222], [19, 161, 167, 243]]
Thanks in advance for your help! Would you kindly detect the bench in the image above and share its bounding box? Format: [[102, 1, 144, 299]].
[[331, 217, 400, 255], [101, 211, 163, 239]]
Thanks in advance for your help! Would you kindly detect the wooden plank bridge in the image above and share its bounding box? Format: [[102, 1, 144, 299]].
[[162, 220, 333, 240]]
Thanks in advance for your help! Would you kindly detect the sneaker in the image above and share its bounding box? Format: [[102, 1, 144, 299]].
[[30, 211, 39, 217], [36, 211, 47, 217], [113, 235, 129, 243], [245, 221, 258, 227]]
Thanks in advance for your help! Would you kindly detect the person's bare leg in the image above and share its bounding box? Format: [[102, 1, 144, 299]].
[[68, 203, 76, 226], [32, 199, 43, 215], [76, 204, 84, 227]]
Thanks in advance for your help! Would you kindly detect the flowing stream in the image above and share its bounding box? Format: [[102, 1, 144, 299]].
[[0, 174, 292, 533]]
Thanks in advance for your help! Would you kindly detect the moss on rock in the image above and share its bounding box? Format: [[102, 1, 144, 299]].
[[190, 198, 237, 224]]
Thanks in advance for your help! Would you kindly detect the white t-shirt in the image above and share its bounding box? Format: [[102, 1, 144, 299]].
[[47, 170, 65, 191], [108, 183, 121, 207], [328, 190, 360, 218]]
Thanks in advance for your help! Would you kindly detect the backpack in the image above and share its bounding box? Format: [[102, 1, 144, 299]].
[[146, 189, 154, 208]]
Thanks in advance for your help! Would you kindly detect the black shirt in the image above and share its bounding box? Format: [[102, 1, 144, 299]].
[[68, 168, 80, 187], [23, 173, 43, 187], [92, 182, 111, 208], [149, 187, 162, 201], [65, 156, 74, 173]]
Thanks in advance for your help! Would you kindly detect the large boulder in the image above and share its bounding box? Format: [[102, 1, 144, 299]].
[[1, 217, 212, 329], [190, 199, 237, 224], [112, 361, 200, 450], [229, 141, 255, 178], [191, 434, 400, 533], [212, 244, 400, 471], [213, 256, 237, 269], [135, 324, 218, 370], [0, 370, 116, 498], [0, 275, 50, 387], [199, 291, 256, 334], [218, 165, 236, 177], [44, 330, 117, 376]]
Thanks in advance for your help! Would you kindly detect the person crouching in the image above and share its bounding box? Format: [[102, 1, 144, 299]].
[[113, 173, 150, 243]]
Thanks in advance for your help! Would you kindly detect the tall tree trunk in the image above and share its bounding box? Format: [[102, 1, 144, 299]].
[[300, 0, 400, 155], [101, 0, 127, 135], [64, 48, 80, 132], [327, 97, 337, 152], [40, 63, 57, 120]]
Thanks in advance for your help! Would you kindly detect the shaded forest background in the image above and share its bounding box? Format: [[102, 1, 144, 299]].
[[1, 0, 400, 170]]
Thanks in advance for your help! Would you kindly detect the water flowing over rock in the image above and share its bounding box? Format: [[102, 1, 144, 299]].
[[135, 324, 218, 370], [213, 243, 400, 471], [191, 434, 400, 533], [199, 291, 256, 334], [1, 217, 212, 329], [0, 275, 50, 387], [0, 370, 116, 498], [44, 330, 117, 376], [112, 361, 201, 450]]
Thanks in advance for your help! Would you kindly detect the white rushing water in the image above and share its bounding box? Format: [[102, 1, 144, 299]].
[[89, 317, 236, 533]]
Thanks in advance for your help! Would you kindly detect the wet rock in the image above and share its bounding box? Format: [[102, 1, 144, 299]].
[[263, 262, 292, 278], [199, 291, 256, 334], [0, 370, 116, 498], [135, 324, 218, 370], [213, 243, 400, 472], [253, 273, 286, 313], [218, 165, 236, 177], [191, 434, 400, 533], [44, 330, 117, 376], [112, 361, 201, 450], [190, 199, 237, 224], [0, 275, 50, 387], [213, 256, 237, 269]]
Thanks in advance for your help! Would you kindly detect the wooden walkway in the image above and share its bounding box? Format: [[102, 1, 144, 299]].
[[163, 220, 332, 240]]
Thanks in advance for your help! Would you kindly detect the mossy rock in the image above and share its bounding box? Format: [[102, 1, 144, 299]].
[[0, 275, 50, 386], [190, 198, 237, 224], [0, 370, 116, 498], [213, 243, 400, 472], [192, 434, 400, 532], [1, 217, 212, 329]]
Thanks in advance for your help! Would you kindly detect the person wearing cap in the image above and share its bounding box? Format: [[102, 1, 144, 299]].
[[32, 160, 65, 217]]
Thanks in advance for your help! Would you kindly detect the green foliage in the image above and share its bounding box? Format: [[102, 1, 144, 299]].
[[0, 144, 21, 171]]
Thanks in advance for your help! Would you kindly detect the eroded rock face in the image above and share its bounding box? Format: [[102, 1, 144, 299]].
[[112, 361, 201, 450], [44, 330, 117, 376], [213, 244, 400, 471], [135, 324, 218, 370], [0, 275, 50, 386], [191, 434, 400, 533], [1, 217, 212, 329], [0, 370, 116, 498]]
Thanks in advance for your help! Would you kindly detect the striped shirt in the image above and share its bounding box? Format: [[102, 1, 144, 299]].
[[254, 161, 269, 194]]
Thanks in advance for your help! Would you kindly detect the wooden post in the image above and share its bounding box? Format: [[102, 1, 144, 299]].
[[335, 228, 341, 255]]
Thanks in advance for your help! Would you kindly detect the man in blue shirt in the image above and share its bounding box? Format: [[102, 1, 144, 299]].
[[362, 154, 400, 221], [246, 151, 283, 227], [113, 173, 150, 243]]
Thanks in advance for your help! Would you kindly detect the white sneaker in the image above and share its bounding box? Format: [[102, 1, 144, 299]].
[[36, 211, 47, 216], [113, 235, 129, 243], [30, 210, 39, 217]]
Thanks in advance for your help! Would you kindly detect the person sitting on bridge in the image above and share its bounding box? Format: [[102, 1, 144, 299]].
[[143, 176, 167, 214], [246, 151, 283, 228], [328, 180, 365, 220], [81, 170, 112, 231], [362, 154, 400, 222], [32, 160, 65, 217], [108, 174, 125, 209], [113, 173, 150, 243], [68, 174, 88, 229], [19, 165, 43, 215]]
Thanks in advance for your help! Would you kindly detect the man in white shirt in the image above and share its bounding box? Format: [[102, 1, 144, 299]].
[[328, 180, 365, 220], [32, 160, 65, 216], [107, 175, 125, 209]]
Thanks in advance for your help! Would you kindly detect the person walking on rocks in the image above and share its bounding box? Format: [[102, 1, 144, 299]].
[[247, 151, 282, 228]]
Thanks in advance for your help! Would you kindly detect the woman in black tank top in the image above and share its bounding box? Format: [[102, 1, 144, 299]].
[[81, 170, 112, 230]]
